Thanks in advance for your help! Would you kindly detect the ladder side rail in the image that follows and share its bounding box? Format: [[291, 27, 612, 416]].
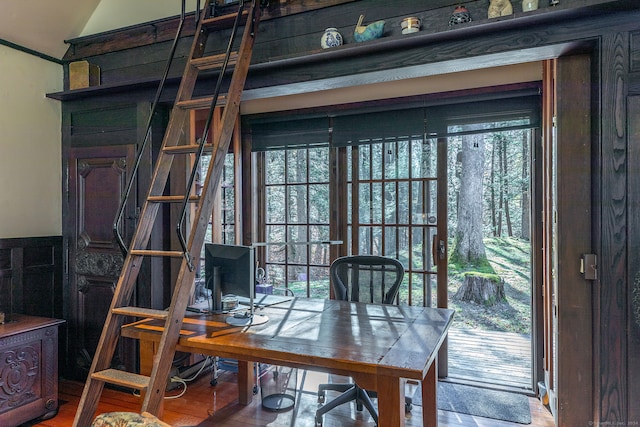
[[141, 0, 264, 415], [176, 0, 248, 270], [113, 0, 190, 256]]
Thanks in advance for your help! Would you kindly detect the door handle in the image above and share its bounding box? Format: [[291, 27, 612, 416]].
[[432, 235, 445, 265]]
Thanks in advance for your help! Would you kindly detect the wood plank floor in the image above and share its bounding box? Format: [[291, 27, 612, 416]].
[[29, 367, 554, 427], [448, 328, 533, 391]]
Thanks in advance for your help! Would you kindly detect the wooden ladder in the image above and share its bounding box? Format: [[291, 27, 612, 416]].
[[72, 1, 264, 425]]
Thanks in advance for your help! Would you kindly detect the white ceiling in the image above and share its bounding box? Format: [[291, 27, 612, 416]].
[[0, 0, 102, 59], [0, 0, 199, 60]]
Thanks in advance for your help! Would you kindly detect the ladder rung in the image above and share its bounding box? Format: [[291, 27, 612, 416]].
[[163, 143, 214, 155], [92, 369, 150, 391], [191, 52, 238, 71], [112, 306, 168, 319], [148, 195, 200, 203], [176, 94, 227, 111], [130, 250, 185, 258], [203, 10, 249, 30]]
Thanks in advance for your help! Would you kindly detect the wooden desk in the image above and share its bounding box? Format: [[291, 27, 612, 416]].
[[122, 298, 454, 427]]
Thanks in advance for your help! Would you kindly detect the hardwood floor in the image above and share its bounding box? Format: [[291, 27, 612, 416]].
[[29, 366, 555, 427]]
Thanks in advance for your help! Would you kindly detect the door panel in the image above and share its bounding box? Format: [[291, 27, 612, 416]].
[[544, 54, 593, 425], [68, 145, 136, 379]]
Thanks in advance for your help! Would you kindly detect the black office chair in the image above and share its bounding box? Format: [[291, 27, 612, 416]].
[[315, 255, 409, 427]]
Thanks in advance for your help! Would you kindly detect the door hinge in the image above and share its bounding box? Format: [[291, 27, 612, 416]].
[[580, 254, 597, 280]]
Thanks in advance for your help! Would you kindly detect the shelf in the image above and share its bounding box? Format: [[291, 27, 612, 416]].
[[47, 0, 634, 102]]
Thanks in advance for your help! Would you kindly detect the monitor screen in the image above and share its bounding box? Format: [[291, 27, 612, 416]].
[[204, 243, 255, 313]]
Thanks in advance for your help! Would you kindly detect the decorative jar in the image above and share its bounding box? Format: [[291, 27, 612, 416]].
[[321, 28, 343, 49], [449, 5, 472, 26], [401, 16, 421, 35]]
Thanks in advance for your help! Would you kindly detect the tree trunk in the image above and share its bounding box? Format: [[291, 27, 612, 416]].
[[452, 126, 488, 265], [455, 274, 505, 305], [521, 130, 530, 240], [490, 140, 497, 236], [502, 137, 513, 236]]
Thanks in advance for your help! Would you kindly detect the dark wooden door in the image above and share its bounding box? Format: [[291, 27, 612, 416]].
[[67, 144, 136, 379], [544, 53, 593, 426]]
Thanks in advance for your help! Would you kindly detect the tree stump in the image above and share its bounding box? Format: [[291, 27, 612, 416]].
[[455, 274, 505, 306]]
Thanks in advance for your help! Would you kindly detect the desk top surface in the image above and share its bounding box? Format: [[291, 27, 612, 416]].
[[123, 298, 454, 380]]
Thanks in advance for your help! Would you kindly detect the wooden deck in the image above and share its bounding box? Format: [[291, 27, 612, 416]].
[[447, 327, 533, 392]]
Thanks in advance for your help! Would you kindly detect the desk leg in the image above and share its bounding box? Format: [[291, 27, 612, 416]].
[[377, 375, 405, 427], [422, 359, 438, 427], [237, 360, 254, 405], [139, 339, 157, 376]]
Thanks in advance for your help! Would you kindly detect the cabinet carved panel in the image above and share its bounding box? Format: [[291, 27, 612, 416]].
[[0, 315, 64, 427]]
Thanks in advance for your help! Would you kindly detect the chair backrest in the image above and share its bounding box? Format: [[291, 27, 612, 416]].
[[330, 255, 405, 304]]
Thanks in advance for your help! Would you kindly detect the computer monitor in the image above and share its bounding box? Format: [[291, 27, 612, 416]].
[[204, 243, 268, 326]]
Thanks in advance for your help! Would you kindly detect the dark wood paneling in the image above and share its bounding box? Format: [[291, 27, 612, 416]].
[[0, 237, 63, 320], [599, 32, 629, 424], [48, 0, 640, 102], [555, 53, 593, 426], [626, 95, 640, 425]]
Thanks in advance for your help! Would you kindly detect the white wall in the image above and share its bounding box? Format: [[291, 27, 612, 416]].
[[0, 45, 62, 238], [81, 0, 201, 36]]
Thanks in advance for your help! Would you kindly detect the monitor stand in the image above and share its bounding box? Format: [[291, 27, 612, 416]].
[[225, 312, 269, 326]]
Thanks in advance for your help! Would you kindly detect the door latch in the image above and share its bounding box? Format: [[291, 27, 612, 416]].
[[432, 235, 445, 265], [580, 254, 597, 281]]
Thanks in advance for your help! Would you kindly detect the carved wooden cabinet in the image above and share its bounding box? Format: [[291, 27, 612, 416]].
[[0, 315, 65, 427], [62, 101, 170, 380]]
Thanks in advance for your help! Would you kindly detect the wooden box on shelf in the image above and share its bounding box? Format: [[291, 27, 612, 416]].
[[0, 315, 65, 427], [69, 60, 100, 90]]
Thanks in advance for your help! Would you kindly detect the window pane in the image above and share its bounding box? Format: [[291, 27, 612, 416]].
[[309, 184, 329, 223], [359, 184, 371, 224], [359, 145, 371, 180], [287, 149, 307, 183], [266, 264, 285, 287], [412, 138, 437, 179], [398, 181, 409, 224], [411, 180, 438, 225], [266, 151, 285, 184], [309, 266, 330, 300], [384, 182, 397, 223], [266, 186, 286, 223], [287, 185, 308, 223], [397, 139, 410, 179], [371, 182, 382, 223], [309, 147, 329, 183], [371, 144, 383, 180]]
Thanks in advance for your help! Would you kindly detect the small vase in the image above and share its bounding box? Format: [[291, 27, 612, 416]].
[[522, 0, 539, 11], [321, 28, 343, 49]]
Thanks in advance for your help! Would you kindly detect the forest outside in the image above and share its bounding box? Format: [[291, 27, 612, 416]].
[[447, 125, 533, 335], [448, 236, 531, 334]]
